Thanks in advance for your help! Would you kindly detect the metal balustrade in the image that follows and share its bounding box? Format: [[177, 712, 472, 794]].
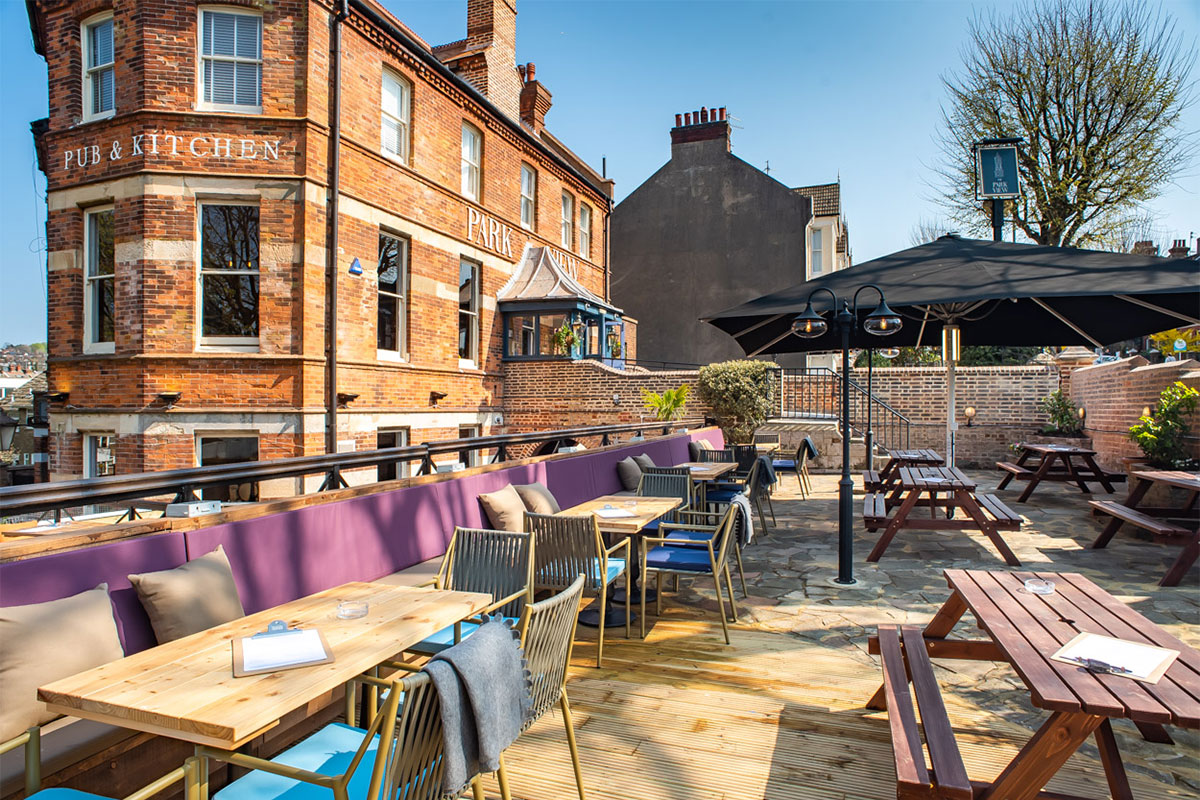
[[773, 367, 909, 452]]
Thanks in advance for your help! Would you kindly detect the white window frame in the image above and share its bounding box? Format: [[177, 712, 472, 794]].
[[84, 206, 116, 354], [461, 122, 482, 201], [84, 433, 117, 478], [381, 69, 411, 165], [197, 7, 263, 114], [376, 232, 409, 362], [81, 13, 115, 122], [561, 192, 574, 249], [458, 425, 481, 468], [520, 163, 536, 230], [377, 427, 411, 480], [579, 203, 592, 257], [197, 199, 261, 351], [811, 227, 824, 275], [457, 258, 480, 369]]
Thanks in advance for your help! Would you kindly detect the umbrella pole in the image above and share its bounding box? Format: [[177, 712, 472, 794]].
[[946, 357, 957, 467]]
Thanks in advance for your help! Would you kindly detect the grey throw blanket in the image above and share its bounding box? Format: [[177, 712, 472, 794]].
[[423, 617, 533, 797]]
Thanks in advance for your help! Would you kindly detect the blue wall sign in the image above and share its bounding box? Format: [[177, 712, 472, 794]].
[[348, 257, 363, 276], [977, 145, 1020, 199]]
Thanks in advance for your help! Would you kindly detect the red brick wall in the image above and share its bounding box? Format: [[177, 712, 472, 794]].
[[1068, 357, 1200, 470]]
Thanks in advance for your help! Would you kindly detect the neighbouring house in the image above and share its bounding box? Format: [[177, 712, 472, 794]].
[[0, 372, 45, 486], [26, 0, 620, 485]]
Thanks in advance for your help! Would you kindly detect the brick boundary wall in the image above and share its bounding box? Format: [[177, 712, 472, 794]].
[[1067, 356, 1200, 471]]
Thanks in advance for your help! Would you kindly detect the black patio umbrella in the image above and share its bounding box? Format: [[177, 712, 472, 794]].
[[704, 234, 1198, 356]]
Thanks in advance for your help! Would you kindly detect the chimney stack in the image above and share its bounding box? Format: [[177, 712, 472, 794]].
[[1168, 239, 1190, 259], [519, 61, 552, 134], [1132, 240, 1158, 256], [670, 105, 732, 152], [435, 0, 523, 121]]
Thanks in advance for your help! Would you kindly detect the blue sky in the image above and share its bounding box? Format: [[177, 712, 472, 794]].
[[2, 0, 1197, 344]]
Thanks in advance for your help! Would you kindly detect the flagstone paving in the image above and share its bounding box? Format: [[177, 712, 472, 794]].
[[657, 469, 1200, 793]]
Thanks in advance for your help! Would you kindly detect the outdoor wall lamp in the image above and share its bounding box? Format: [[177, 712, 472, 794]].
[[157, 391, 182, 408], [430, 391, 448, 407], [46, 392, 69, 403], [336, 392, 359, 408], [789, 283, 901, 586], [964, 406, 976, 426], [0, 409, 17, 451], [1078, 406, 1086, 423]]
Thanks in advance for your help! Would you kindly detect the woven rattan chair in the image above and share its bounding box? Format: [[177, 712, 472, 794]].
[[517, 575, 588, 800], [525, 512, 629, 667], [640, 502, 740, 644], [636, 471, 693, 528], [642, 465, 691, 478], [695, 447, 735, 463], [407, 527, 533, 656], [207, 671, 493, 800]]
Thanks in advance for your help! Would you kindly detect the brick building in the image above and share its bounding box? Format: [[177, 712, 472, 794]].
[[27, 0, 616, 485]]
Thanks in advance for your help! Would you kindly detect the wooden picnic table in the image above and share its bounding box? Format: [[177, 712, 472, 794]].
[[868, 569, 1200, 800], [1091, 470, 1200, 587], [997, 442, 1123, 503], [864, 466, 1022, 566], [37, 582, 491, 750], [867, 448, 944, 493]]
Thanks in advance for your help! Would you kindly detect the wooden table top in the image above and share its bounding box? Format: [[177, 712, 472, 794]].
[[38, 582, 491, 749], [944, 569, 1200, 728], [1020, 442, 1096, 456], [755, 442, 781, 453], [558, 495, 682, 533], [1131, 470, 1200, 492], [886, 449, 944, 465], [676, 461, 738, 481], [897, 466, 976, 491]]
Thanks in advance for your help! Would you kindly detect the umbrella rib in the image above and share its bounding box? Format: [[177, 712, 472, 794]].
[[1030, 297, 1103, 349], [1114, 295, 1200, 326], [915, 306, 931, 348], [748, 327, 797, 357], [731, 313, 787, 340]]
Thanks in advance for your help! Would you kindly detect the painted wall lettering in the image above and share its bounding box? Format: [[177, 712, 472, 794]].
[[466, 208, 515, 258], [60, 130, 286, 171], [547, 248, 579, 279]]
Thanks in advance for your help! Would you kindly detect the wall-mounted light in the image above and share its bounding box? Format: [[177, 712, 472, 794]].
[[46, 392, 69, 403], [1077, 406, 1086, 423], [430, 391, 448, 407], [1142, 405, 1153, 418], [336, 392, 359, 408], [942, 325, 961, 364], [612, 393, 621, 406], [157, 391, 182, 409], [963, 406, 976, 427]]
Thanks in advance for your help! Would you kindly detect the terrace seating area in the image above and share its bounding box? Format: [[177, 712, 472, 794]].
[[1, 431, 1197, 799]]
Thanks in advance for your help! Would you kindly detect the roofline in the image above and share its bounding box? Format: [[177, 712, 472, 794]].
[[26, 0, 44, 56]]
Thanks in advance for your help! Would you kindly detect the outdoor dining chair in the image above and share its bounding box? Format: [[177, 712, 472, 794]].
[[771, 444, 812, 498], [706, 458, 771, 535], [636, 471, 694, 531], [406, 527, 533, 656], [517, 575, 588, 800], [205, 670, 498, 800], [640, 502, 741, 645], [695, 447, 735, 463], [524, 512, 630, 667]]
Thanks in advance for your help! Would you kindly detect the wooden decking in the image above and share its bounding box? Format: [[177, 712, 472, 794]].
[[492, 618, 1190, 799]]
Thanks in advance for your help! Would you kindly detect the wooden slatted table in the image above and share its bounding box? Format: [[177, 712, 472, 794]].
[[675, 461, 738, 482], [998, 442, 1123, 502], [38, 582, 491, 749], [866, 466, 1022, 566], [875, 448, 944, 493], [1091, 470, 1200, 587], [868, 568, 1200, 800]]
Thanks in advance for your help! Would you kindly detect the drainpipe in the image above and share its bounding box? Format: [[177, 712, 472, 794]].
[[602, 156, 611, 302], [326, 0, 349, 455]]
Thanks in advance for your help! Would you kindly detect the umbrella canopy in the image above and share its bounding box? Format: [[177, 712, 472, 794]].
[[704, 235, 1199, 356]]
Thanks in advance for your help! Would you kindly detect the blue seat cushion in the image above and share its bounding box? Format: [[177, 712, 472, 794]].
[[705, 489, 740, 504], [408, 616, 522, 655], [30, 791, 112, 800], [772, 459, 796, 469], [644, 545, 713, 573], [214, 722, 381, 800], [538, 558, 625, 589]]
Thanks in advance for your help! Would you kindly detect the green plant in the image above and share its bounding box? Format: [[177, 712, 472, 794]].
[[1038, 389, 1084, 436], [1129, 381, 1200, 468], [551, 322, 578, 355], [697, 360, 774, 443], [642, 385, 689, 421]]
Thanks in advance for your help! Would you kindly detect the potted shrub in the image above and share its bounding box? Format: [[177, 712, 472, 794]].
[[642, 385, 689, 422], [551, 322, 579, 356], [697, 360, 774, 443], [1038, 390, 1085, 437], [1129, 381, 1200, 469]]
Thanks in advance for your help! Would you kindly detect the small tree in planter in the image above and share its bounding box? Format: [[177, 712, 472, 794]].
[[1038, 389, 1085, 436], [697, 360, 774, 443], [1129, 381, 1200, 468], [641, 385, 689, 421]]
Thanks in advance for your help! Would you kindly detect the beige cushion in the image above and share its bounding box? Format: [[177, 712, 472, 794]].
[[0, 585, 124, 741], [128, 545, 245, 644], [514, 482, 560, 514], [698, 440, 714, 450], [633, 454, 656, 472], [616, 457, 642, 491], [478, 484, 527, 532]]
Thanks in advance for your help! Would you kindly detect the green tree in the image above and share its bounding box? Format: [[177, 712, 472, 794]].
[[641, 385, 690, 421], [697, 360, 774, 443], [935, 0, 1195, 247]]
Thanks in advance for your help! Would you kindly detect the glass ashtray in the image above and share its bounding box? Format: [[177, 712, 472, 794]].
[[1024, 578, 1055, 595], [337, 600, 369, 619]]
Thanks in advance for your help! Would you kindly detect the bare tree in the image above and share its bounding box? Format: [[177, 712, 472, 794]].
[[909, 216, 954, 246], [934, 0, 1196, 248]]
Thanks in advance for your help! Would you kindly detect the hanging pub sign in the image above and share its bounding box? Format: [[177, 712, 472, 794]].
[[975, 140, 1021, 199]]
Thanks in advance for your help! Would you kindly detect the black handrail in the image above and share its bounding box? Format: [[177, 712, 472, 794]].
[[773, 367, 909, 451], [0, 419, 704, 519]]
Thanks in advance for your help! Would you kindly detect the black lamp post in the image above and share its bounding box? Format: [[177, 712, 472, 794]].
[[792, 284, 901, 584]]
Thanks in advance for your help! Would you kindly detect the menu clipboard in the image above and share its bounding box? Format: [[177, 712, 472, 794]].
[[232, 620, 335, 678], [1050, 632, 1179, 684]]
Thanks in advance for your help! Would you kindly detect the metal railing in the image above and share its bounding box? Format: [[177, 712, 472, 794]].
[[773, 367, 909, 451], [0, 419, 704, 520]]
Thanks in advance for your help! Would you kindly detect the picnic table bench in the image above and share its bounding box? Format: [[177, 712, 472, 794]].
[[997, 442, 1124, 502], [863, 448, 944, 494], [1090, 470, 1200, 587]]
